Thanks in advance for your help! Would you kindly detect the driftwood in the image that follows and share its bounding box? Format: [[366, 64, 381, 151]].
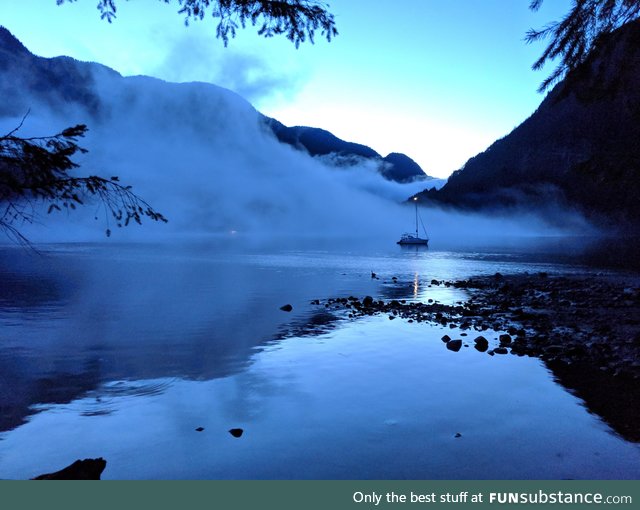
[[32, 458, 107, 480]]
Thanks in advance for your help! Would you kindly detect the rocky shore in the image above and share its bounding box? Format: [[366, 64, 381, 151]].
[[315, 272, 640, 379], [314, 271, 640, 441]]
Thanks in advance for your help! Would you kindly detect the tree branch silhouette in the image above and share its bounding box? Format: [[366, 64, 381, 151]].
[[527, 0, 640, 92], [56, 0, 338, 47], [0, 115, 167, 245]]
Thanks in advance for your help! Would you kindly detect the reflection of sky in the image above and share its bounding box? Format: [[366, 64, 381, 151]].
[[0, 0, 571, 177], [1, 317, 638, 480], [0, 243, 637, 479]]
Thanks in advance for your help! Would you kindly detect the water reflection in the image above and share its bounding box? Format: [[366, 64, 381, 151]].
[[0, 242, 639, 479]]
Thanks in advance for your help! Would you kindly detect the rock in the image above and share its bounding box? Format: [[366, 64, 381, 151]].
[[280, 304, 293, 312], [229, 428, 244, 438], [454, 433, 462, 438], [441, 334, 451, 343], [447, 339, 463, 352], [499, 334, 512, 346], [474, 336, 489, 349], [32, 458, 107, 480], [362, 296, 374, 307], [494, 347, 509, 355], [371, 272, 378, 279], [195, 427, 204, 432]]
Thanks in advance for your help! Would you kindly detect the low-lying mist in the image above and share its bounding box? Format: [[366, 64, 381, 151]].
[[1, 64, 589, 247]]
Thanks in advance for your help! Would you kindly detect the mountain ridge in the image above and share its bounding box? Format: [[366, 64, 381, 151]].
[[420, 19, 640, 231], [0, 25, 431, 185]]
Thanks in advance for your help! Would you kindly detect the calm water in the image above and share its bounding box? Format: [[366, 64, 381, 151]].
[[0, 238, 639, 479]]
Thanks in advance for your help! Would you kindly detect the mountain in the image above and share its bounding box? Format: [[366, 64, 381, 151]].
[[265, 118, 431, 183], [0, 26, 427, 240], [421, 19, 640, 231], [0, 26, 430, 186]]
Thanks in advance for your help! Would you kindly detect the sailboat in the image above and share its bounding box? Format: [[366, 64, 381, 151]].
[[397, 197, 429, 246]]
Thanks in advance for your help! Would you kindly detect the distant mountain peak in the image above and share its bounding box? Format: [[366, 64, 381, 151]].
[[264, 117, 431, 183]]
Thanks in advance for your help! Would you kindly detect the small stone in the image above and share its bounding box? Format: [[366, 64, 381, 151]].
[[362, 296, 374, 307], [494, 347, 509, 355], [195, 427, 204, 432], [441, 334, 451, 343], [499, 334, 512, 346], [280, 304, 293, 312], [474, 336, 489, 350], [447, 339, 462, 352], [454, 433, 462, 438], [229, 428, 244, 438]]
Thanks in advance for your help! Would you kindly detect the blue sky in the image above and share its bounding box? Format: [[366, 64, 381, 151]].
[[0, 0, 570, 177]]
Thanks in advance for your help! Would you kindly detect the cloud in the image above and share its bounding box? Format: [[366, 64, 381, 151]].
[[152, 32, 306, 106]]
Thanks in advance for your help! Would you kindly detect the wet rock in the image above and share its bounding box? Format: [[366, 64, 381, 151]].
[[229, 428, 244, 438], [499, 334, 512, 346], [441, 334, 451, 343], [280, 304, 293, 312], [494, 347, 509, 355], [32, 458, 107, 480], [474, 336, 489, 349], [363, 296, 374, 307], [454, 433, 462, 438], [447, 339, 463, 352], [195, 427, 204, 432]]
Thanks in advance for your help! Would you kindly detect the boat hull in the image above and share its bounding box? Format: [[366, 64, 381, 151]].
[[397, 237, 429, 246]]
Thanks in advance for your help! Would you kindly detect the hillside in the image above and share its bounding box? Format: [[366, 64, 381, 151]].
[[0, 26, 430, 187], [265, 118, 431, 183], [421, 19, 640, 231], [0, 26, 425, 240]]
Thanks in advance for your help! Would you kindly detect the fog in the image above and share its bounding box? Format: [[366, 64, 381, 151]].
[[0, 59, 588, 247]]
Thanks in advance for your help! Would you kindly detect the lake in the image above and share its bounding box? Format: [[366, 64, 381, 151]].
[[0, 237, 639, 479]]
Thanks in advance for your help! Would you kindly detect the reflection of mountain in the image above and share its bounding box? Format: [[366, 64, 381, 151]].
[[547, 360, 640, 444], [0, 246, 376, 434], [421, 20, 640, 231]]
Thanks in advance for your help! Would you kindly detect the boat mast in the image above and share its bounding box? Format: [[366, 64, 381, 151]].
[[413, 197, 418, 237]]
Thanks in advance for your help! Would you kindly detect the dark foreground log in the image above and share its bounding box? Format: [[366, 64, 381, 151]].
[[32, 458, 107, 480]]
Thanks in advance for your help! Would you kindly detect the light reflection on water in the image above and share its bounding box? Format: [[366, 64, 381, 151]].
[[0, 241, 638, 479]]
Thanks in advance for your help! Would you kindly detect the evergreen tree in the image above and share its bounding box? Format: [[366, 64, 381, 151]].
[[0, 114, 167, 245], [57, 0, 338, 47], [528, 0, 640, 91]]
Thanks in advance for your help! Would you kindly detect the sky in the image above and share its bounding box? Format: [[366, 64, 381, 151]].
[[0, 0, 571, 178]]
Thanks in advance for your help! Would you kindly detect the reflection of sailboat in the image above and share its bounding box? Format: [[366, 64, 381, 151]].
[[397, 197, 429, 246]]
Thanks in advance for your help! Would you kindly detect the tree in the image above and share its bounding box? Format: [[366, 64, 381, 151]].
[[2, 1, 337, 243], [0, 113, 167, 246], [527, 0, 640, 92], [57, 0, 338, 47]]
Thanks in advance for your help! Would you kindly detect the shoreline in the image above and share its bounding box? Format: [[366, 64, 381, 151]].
[[319, 271, 640, 442]]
